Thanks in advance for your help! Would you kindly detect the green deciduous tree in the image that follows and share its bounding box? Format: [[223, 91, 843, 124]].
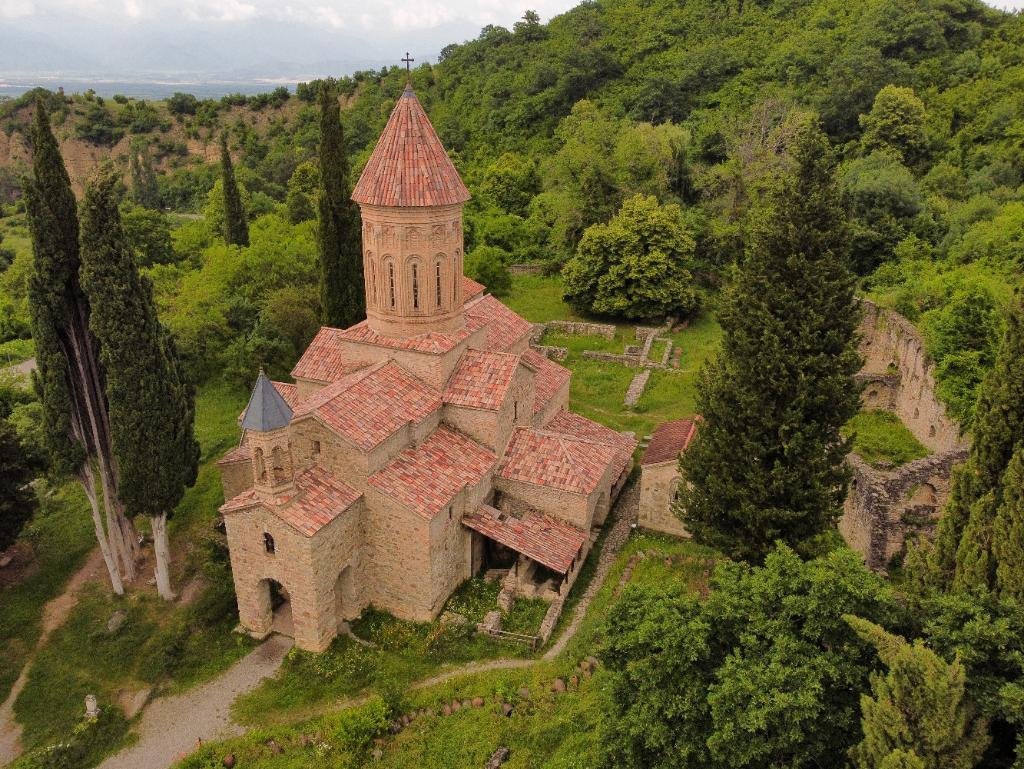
[[121, 205, 175, 267], [78, 169, 200, 600], [0, 419, 38, 551], [562, 194, 701, 322], [600, 545, 900, 769], [286, 160, 319, 224], [465, 245, 512, 297], [678, 127, 861, 562], [25, 103, 137, 594], [129, 141, 160, 209], [219, 133, 249, 247], [317, 85, 364, 329], [846, 615, 989, 769], [859, 85, 929, 165]]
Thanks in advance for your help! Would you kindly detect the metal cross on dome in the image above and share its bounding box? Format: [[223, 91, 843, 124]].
[[401, 52, 414, 73]]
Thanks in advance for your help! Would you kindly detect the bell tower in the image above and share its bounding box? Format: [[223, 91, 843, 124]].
[[351, 84, 471, 338], [241, 370, 295, 495]]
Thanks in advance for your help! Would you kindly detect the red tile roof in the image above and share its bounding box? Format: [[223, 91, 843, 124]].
[[291, 327, 349, 382], [522, 349, 571, 416], [219, 466, 361, 537], [546, 410, 636, 480], [217, 443, 252, 465], [292, 362, 441, 450], [462, 275, 485, 302], [641, 419, 698, 466], [368, 426, 495, 519], [463, 294, 534, 352], [498, 426, 620, 495], [463, 504, 587, 574], [351, 87, 470, 208], [444, 350, 520, 411], [337, 319, 472, 354]]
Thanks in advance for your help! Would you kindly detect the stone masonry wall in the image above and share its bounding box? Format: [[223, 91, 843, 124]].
[[839, 300, 970, 570]]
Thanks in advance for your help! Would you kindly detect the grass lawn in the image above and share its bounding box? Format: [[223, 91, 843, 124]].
[[174, 532, 718, 769], [10, 384, 256, 761], [843, 409, 930, 467], [502, 273, 582, 323]]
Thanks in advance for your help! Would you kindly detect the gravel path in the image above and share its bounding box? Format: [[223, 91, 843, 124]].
[[98, 635, 292, 769]]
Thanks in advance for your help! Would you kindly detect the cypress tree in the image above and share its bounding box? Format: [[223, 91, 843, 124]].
[[845, 616, 989, 769], [677, 126, 861, 562], [992, 448, 1024, 601], [129, 141, 160, 209], [78, 169, 199, 600], [24, 101, 137, 593], [931, 298, 1024, 588], [219, 133, 249, 247], [317, 84, 364, 328]]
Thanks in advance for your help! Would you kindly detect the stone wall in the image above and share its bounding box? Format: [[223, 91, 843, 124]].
[[858, 299, 966, 452], [543, 320, 616, 340], [840, 448, 968, 571], [638, 461, 690, 538], [839, 300, 970, 570]]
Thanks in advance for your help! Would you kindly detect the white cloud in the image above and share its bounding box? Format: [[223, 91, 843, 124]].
[[0, 0, 35, 18]]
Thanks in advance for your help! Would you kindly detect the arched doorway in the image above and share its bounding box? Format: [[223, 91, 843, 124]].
[[257, 578, 293, 637], [334, 565, 353, 629]]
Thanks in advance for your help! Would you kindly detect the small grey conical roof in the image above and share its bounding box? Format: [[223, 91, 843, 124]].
[[241, 371, 293, 431]]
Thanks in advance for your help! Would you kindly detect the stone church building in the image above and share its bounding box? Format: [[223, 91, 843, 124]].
[[217, 86, 636, 652]]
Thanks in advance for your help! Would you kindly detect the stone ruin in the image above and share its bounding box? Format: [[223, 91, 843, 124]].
[[839, 299, 970, 571]]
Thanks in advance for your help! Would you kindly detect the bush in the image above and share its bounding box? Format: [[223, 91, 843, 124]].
[[11, 707, 128, 769]]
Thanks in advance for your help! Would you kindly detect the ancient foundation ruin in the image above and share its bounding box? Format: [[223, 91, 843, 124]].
[[839, 300, 970, 570]]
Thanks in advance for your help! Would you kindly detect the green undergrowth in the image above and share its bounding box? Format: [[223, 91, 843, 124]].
[[176, 531, 720, 768], [0, 483, 95, 703], [0, 337, 34, 366], [502, 273, 582, 323], [843, 409, 930, 468]]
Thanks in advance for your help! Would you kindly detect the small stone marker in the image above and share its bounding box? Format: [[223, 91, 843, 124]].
[[222, 754, 236, 768], [551, 678, 566, 693], [106, 610, 127, 634], [501, 702, 513, 717], [486, 747, 511, 768], [472, 696, 485, 708], [85, 694, 99, 719]]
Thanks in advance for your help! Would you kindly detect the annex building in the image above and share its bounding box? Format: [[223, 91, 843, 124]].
[[217, 86, 636, 651]]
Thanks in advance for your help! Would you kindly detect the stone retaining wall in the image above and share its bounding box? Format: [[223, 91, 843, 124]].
[[543, 320, 616, 340]]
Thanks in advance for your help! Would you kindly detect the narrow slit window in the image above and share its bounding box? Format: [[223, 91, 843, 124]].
[[435, 262, 442, 308], [263, 532, 275, 554], [388, 263, 396, 308], [412, 264, 419, 309]]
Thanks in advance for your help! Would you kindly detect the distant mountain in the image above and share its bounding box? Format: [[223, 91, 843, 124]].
[[0, 14, 480, 80]]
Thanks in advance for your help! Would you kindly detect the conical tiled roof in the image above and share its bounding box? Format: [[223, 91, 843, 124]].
[[241, 370, 294, 431], [351, 86, 470, 207]]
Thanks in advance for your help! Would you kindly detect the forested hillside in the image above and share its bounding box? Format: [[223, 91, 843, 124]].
[[2, 0, 1022, 417]]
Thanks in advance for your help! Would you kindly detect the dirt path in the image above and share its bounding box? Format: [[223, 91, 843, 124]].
[[0, 548, 107, 765], [97, 635, 292, 769], [2, 358, 36, 380]]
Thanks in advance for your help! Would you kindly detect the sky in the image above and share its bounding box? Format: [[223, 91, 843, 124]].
[[0, 0, 582, 31]]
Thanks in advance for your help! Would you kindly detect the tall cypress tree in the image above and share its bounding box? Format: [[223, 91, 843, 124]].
[[24, 102, 137, 593], [219, 133, 249, 247], [78, 169, 199, 600], [993, 448, 1024, 602], [129, 141, 160, 209], [930, 298, 1024, 590], [317, 84, 364, 328], [677, 126, 861, 563]]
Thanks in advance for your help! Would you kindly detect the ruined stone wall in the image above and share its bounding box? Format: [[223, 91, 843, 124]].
[[840, 449, 968, 571], [839, 300, 971, 570], [543, 320, 616, 340], [638, 461, 690, 538], [858, 299, 966, 452]]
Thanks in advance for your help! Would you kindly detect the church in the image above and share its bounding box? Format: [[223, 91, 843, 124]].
[[217, 85, 636, 652]]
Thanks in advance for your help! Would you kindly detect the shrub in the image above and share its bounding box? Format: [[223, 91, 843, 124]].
[[465, 245, 513, 297]]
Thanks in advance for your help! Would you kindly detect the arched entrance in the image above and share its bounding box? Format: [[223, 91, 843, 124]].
[[256, 578, 293, 637], [334, 565, 353, 629]]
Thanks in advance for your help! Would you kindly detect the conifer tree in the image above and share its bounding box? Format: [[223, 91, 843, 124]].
[[930, 298, 1024, 589], [677, 126, 861, 562], [78, 169, 199, 600], [24, 102, 137, 593], [993, 448, 1024, 602], [129, 141, 160, 209], [317, 84, 364, 328], [219, 133, 249, 247], [845, 616, 989, 769]]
